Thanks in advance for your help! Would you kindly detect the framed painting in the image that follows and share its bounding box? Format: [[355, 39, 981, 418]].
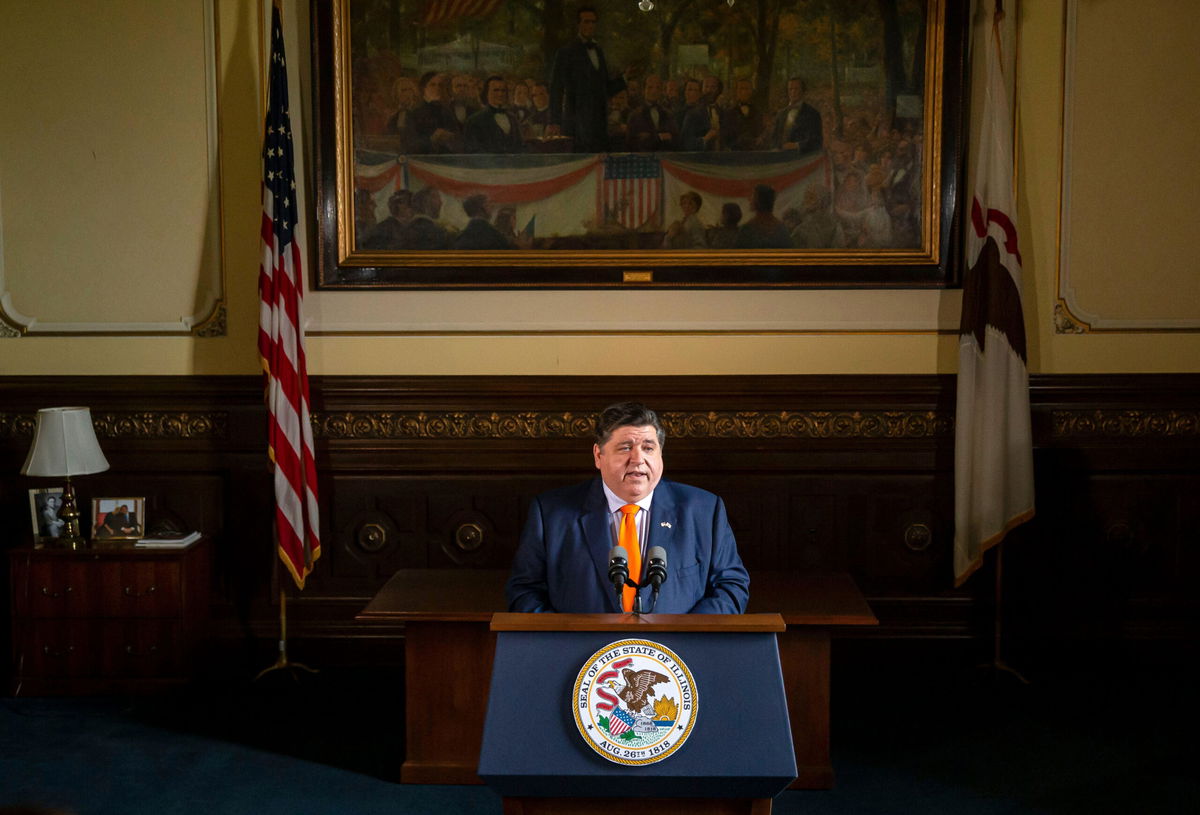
[[312, 0, 968, 289]]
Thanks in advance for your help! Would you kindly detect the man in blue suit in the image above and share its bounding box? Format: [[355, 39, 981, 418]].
[[506, 402, 749, 613]]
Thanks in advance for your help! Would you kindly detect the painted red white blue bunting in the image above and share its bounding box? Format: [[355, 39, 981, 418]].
[[573, 639, 697, 766]]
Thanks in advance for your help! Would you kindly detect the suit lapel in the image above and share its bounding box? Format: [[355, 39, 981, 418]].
[[646, 480, 678, 559], [581, 478, 620, 612]]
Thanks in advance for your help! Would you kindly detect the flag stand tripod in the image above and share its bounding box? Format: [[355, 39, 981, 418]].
[[255, 586, 317, 682], [980, 543, 1029, 684]]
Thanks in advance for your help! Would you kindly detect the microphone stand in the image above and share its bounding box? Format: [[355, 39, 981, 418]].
[[623, 577, 643, 615]]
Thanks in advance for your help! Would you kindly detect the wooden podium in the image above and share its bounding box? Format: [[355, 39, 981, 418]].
[[356, 570, 876, 788], [480, 613, 796, 815]]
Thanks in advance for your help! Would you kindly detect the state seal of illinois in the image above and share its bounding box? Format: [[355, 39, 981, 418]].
[[572, 638, 697, 766]]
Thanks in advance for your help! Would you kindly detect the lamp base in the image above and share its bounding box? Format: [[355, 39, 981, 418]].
[[57, 479, 88, 551]]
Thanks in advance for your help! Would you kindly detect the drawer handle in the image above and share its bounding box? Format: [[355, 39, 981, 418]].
[[124, 645, 160, 657], [40, 586, 74, 599], [42, 645, 76, 658], [123, 585, 158, 598]]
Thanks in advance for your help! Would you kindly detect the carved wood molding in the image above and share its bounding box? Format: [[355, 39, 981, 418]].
[[1052, 410, 1200, 438], [311, 409, 953, 440], [0, 411, 228, 440]]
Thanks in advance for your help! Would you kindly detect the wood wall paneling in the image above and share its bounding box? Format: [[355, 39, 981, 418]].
[[3, 374, 1199, 681]]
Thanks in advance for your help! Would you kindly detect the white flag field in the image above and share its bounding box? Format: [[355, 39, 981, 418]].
[[954, 3, 1034, 586]]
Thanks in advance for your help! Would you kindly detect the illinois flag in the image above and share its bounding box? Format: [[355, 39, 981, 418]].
[[954, 1, 1034, 586], [259, 4, 321, 590]]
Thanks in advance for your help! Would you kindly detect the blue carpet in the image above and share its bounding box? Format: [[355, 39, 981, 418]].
[[2, 663, 1196, 815]]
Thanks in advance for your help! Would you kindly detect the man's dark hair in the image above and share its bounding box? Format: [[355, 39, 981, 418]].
[[418, 71, 439, 92], [387, 189, 413, 216], [595, 402, 665, 447], [481, 75, 505, 105], [413, 186, 441, 217], [463, 193, 489, 219], [752, 183, 776, 214], [578, 5, 598, 22], [721, 201, 743, 227]]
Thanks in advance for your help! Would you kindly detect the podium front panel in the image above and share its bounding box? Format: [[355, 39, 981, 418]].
[[479, 630, 796, 799]]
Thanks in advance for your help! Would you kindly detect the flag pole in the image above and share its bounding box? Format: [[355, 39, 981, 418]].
[[984, 543, 1028, 684], [256, 522, 317, 681], [255, 587, 317, 681]]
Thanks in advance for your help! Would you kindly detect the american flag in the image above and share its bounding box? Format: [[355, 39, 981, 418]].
[[258, 4, 321, 590], [603, 155, 663, 230], [422, 0, 502, 26], [607, 707, 635, 737]]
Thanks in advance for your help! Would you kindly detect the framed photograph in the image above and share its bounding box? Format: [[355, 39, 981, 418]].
[[92, 497, 146, 542], [312, 0, 968, 289], [28, 487, 66, 545]]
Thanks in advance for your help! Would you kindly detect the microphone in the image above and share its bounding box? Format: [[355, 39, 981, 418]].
[[646, 546, 667, 592], [607, 545, 629, 593], [644, 546, 667, 613]]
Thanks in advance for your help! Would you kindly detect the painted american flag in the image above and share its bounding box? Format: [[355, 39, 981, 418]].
[[607, 707, 635, 737], [603, 154, 663, 230], [258, 4, 321, 590]]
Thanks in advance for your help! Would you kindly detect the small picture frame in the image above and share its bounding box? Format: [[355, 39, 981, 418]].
[[92, 497, 146, 542], [29, 487, 66, 545]]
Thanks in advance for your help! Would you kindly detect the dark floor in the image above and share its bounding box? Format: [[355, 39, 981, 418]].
[[2, 647, 1197, 815]]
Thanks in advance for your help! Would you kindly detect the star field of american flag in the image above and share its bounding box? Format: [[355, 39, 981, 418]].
[[263, 14, 298, 248]]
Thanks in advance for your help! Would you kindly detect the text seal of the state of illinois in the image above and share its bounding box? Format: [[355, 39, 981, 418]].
[[572, 638, 697, 766]]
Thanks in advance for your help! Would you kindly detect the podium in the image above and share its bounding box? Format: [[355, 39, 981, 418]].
[[356, 569, 876, 788], [478, 613, 796, 815]]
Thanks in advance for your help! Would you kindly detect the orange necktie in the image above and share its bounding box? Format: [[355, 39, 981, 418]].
[[619, 504, 641, 612]]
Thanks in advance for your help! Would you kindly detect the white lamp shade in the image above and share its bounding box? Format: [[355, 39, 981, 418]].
[[21, 406, 110, 477]]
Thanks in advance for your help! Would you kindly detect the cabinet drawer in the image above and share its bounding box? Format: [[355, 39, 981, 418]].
[[11, 559, 96, 619], [13, 557, 182, 618], [97, 620, 186, 678], [17, 619, 98, 679], [18, 619, 186, 679], [98, 560, 182, 618]]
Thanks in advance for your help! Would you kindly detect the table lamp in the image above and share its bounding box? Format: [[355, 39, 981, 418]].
[[21, 406, 110, 550]]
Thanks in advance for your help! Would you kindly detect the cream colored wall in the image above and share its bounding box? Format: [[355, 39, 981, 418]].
[[1, 0, 1196, 377]]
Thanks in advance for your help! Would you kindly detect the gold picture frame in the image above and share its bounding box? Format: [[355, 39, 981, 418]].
[[312, 0, 969, 289], [91, 497, 146, 542]]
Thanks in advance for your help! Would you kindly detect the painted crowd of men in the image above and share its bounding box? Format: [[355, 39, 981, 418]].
[[371, 7, 823, 157], [377, 70, 823, 157], [359, 187, 532, 251]]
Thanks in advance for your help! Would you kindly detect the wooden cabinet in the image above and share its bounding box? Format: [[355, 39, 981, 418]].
[[8, 540, 209, 694]]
